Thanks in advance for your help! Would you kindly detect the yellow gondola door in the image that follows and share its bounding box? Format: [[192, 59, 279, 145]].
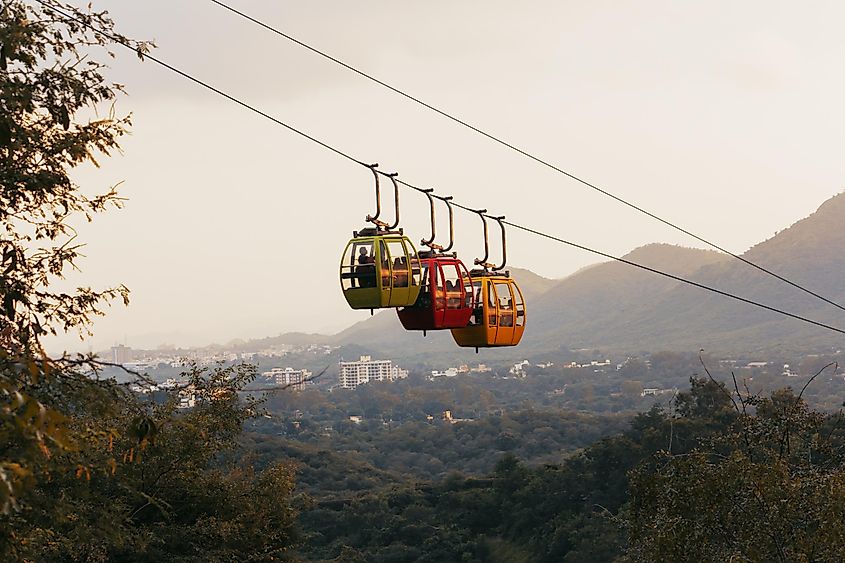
[[379, 237, 422, 308], [378, 239, 391, 307]]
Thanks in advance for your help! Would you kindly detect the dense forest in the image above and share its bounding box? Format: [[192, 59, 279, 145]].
[[256, 376, 845, 562], [0, 3, 301, 560]]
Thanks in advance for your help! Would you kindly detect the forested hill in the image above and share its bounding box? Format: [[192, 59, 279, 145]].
[[255, 378, 845, 562], [529, 192, 845, 354], [525, 244, 730, 351]]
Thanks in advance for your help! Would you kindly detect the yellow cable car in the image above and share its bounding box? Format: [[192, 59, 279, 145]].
[[450, 212, 526, 350], [339, 166, 422, 311], [340, 230, 422, 309]]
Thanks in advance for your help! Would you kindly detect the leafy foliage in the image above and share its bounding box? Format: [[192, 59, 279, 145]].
[[626, 374, 845, 562], [1, 363, 300, 561], [279, 376, 845, 562], [1, 4, 300, 561], [0, 0, 150, 513], [0, 0, 150, 349]]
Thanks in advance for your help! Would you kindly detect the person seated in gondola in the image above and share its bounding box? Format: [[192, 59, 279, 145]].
[[469, 285, 483, 325], [356, 247, 376, 287]]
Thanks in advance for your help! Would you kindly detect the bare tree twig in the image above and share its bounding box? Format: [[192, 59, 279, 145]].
[[699, 350, 739, 413], [795, 362, 836, 407], [778, 361, 838, 461]]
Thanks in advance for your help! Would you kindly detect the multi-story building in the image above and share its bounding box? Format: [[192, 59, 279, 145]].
[[262, 367, 310, 391], [111, 344, 132, 364], [338, 355, 408, 390]]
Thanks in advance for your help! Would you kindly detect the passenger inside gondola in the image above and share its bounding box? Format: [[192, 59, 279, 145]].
[[356, 247, 376, 287], [470, 282, 483, 324]]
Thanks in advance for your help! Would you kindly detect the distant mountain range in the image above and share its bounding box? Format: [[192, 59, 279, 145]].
[[259, 193, 845, 358]]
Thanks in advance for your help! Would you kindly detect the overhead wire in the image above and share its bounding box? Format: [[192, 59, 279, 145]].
[[208, 0, 845, 316], [35, 0, 845, 338]]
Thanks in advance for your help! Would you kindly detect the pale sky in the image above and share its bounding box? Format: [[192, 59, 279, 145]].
[[50, 0, 845, 352]]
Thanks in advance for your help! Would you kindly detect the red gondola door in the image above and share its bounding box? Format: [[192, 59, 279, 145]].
[[397, 255, 474, 332], [439, 260, 472, 330]]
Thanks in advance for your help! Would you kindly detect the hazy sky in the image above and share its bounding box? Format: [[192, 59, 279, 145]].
[[51, 0, 845, 352]]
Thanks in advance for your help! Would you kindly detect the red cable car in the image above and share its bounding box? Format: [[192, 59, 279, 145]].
[[398, 251, 475, 332], [398, 191, 476, 333]]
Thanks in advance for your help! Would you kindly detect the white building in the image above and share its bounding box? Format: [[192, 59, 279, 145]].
[[262, 367, 311, 391], [111, 344, 132, 364], [338, 355, 408, 389], [177, 391, 196, 409], [509, 360, 530, 376]]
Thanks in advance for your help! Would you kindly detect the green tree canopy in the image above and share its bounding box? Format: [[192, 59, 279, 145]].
[[0, 3, 301, 560]]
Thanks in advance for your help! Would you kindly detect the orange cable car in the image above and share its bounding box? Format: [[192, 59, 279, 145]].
[[450, 212, 526, 351], [398, 190, 475, 333], [340, 165, 422, 312]]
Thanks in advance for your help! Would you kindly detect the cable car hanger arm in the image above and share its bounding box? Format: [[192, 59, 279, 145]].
[[438, 196, 456, 253], [420, 188, 439, 249], [473, 209, 491, 269], [365, 168, 401, 232], [491, 216, 507, 272], [364, 163, 381, 224]]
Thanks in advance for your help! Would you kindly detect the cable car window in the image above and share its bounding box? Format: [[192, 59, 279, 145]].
[[419, 264, 430, 293], [412, 263, 432, 309], [463, 273, 475, 309], [433, 265, 445, 310], [403, 240, 420, 287], [340, 242, 355, 291], [487, 282, 497, 327], [494, 281, 514, 327], [409, 255, 421, 287], [342, 241, 375, 290], [385, 240, 408, 287], [467, 279, 482, 325], [379, 240, 389, 288], [513, 283, 525, 327], [442, 264, 462, 309]]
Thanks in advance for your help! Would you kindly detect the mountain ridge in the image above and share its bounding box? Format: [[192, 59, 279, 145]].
[[230, 192, 845, 357]]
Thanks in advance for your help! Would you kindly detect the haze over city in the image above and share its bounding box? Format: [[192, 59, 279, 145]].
[[52, 0, 845, 352]]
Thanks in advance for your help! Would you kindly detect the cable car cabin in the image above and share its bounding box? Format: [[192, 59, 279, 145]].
[[340, 229, 422, 310], [450, 270, 525, 349], [397, 252, 474, 332]]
